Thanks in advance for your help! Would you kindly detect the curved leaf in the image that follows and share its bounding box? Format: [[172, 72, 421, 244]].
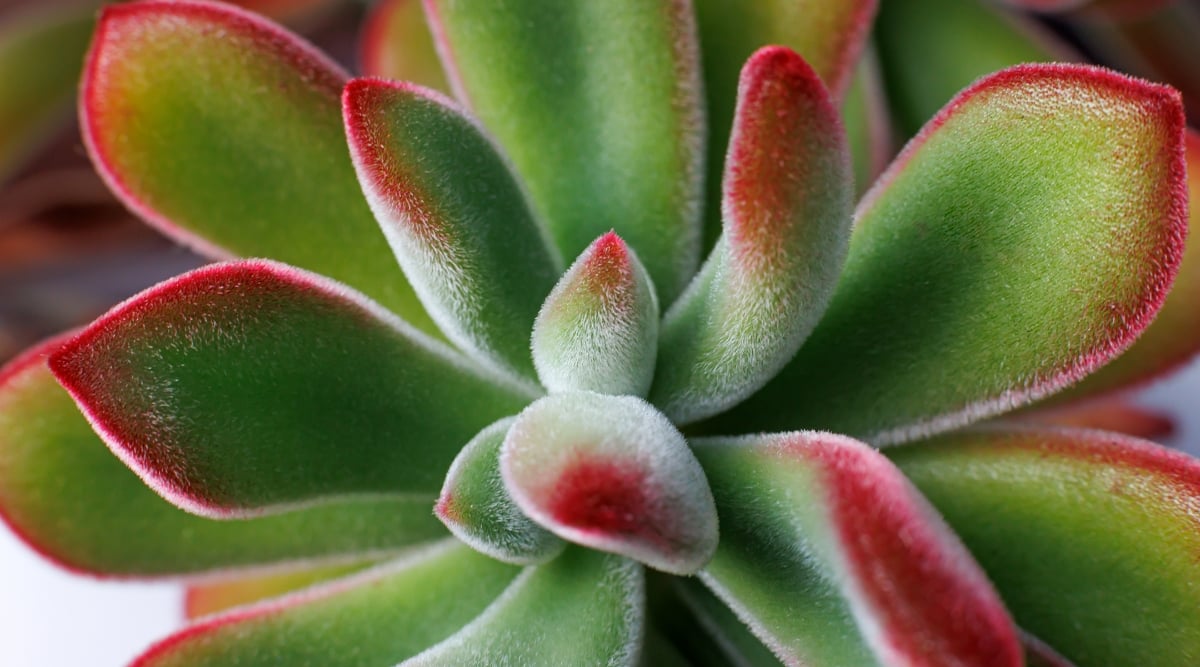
[[135, 541, 518, 666], [651, 46, 853, 424], [502, 392, 717, 575], [359, 0, 449, 92], [693, 432, 1022, 667], [424, 0, 704, 302], [532, 233, 659, 397], [404, 548, 644, 666], [436, 419, 564, 565], [185, 561, 375, 619], [0, 339, 447, 578], [344, 76, 560, 382], [81, 0, 437, 334], [889, 427, 1200, 666], [712, 64, 1188, 444], [49, 261, 532, 517]]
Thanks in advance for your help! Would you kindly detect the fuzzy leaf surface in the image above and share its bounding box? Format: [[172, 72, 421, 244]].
[[81, 0, 436, 334], [652, 46, 853, 424], [360, 0, 449, 92], [502, 392, 717, 575], [890, 427, 1200, 666], [712, 64, 1187, 444], [532, 233, 659, 397], [0, 341, 447, 577], [436, 419, 564, 565], [49, 261, 531, 517], [693, 432, 1021, 667], [185, 561, 375, 619], [404, 548, 644, 666], [425, 0, 704, 302], [136, 541, 518, 666]]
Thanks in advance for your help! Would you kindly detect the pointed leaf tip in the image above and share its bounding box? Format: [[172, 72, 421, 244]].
[[501, 392, 717, 575], [653, 46, 853, 424], [343, 76, 560, 384], [533, 233, 659, 397]]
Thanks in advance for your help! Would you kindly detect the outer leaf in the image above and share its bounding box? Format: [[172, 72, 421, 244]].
[[404, 548, 644, 667], [424, 0, 704, 302], [0, 339, 447, 577], [185, 561, 374, 619], [436, 419, 564, 565], [0, 3, 94, 182], [49, 260, 532, 517], [712, 64, 1188, 444], [889, 427, 1200, 666], [875, 0, 1064, 138], [359, 0, 450, 92], [693, 432, 1021, 667], [502, 392, 717, 575], [651, 46, 853, 424], [344, 76, 560, 382], [135, 541, 519, 666], [532, 233, 659, 397], [1018, 399, 1174, 441], [691, 0, 875, 247], [81, 0, 437, 334]]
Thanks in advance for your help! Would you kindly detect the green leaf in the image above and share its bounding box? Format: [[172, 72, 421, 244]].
[[875, 0, 1061, 138], [842, 50, 892, 196], [711, 64, 1188, 443], [651, 47, 853, 424], [49, 261, 533, 517], [693, 432, 1022, 667], [425, 0, 704, 302], [0, 341, 448, 577], [436, 419, 564, 565], [359, 0, 450, 92], [889, 427, 1200, 666], [691, 0, 876, 248], [502, 392, 717, 575], [81, 0, 437, 335], [135, 541, 519, 666], [404, 548, 644, 666], [532, 233, 659, 397], [343, 77, 560, 383], [672, 578, 784, 667], [185, 560, 377, 619]]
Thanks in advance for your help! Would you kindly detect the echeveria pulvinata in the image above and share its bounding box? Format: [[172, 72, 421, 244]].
[[2, 0, 1200, 664]]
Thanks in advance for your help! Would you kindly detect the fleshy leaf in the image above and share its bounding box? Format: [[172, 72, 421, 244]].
[[501, 392, 717, 575], [186, 561, 374, 619], [424, 0, 704, 302], [436, 419, 564, 565], [875, 0, 1064, 138], [532, 233, 659, 397], [1047, 129, 1200, 402], [0, 3, 94, 182], [0, 340, 448, 577], [135, 541, 519, 666], [404, 548, 644, 666], [691, 0, 876, 248], [651, 46, 853, 424], [889, 427, 1200, 666], [672, 578, 784, 667], [49, 260, 532, 517], [359, 0, 449, 92], [842, 50, 893, 196], [693, 432, 1022, 667], [711, 64, 1188, 444], [81, 0, 437, 334], [1018, 399, 1174, 441], [343, 76, 560, 382]]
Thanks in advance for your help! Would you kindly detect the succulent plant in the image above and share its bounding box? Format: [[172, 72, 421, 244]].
[[3, 0, 1200, 665]]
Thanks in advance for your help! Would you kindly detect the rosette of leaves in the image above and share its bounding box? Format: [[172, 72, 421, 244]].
[[3, 0, 1200, 665]]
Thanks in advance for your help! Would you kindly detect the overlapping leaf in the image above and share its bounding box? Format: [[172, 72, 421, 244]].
[[360, 0, 449, 92]]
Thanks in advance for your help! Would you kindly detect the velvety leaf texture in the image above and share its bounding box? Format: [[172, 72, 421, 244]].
[[693, 432, 1021, 667], [424, 0, 705, 302], [652, 46, 853, 424], [532, 233, 659, 397], [81, 0, 437, 334], [0, 339, 447, 577], [344, 77, 560, 383], [185, 561, 375, 619], [890, 427, 1200, 666], [49, 261, 532, 517], [713, 64, 1188, 444]]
